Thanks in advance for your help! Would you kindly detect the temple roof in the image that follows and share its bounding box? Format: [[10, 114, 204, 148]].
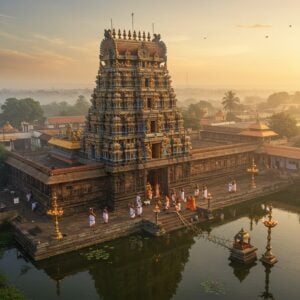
[[48, 137, 81, 150], [100, 29, 167, 61], [239, 121, 278, 138], [257, 144, 300, 160], [0, 121, 18, 133], [47, 116, 85, 125], [248, 121, 270, 131]]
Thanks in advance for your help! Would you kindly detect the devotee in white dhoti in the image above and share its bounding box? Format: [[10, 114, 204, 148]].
[[180, 188, 185, 202], [129, 204, 136, 219], [26, 191, 32, 202], [136, 196, 143, 217], [89, 208, 96, 227], [228, 182, 232, 193], [103, 207, 109, 224]]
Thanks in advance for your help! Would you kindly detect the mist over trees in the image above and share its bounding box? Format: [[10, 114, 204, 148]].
[[181, 100, 218, 129], [41, 95, 90, 117], [269, 112, 299, 138]]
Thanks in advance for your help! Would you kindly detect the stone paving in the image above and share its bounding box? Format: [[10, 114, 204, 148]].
[[0, 171, 293, 245]]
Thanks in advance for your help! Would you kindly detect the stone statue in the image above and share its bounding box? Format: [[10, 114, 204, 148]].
[[146, 144, 152, 158]]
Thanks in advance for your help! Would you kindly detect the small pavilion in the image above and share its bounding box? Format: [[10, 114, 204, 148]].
[[239, 121, 278, 143]]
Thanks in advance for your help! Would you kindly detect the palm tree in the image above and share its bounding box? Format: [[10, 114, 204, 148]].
[[222, 90, 240, 113]]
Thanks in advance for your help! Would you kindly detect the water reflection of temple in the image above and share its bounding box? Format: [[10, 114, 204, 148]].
[[34, 231, 195, 300], [229, 261, 257, 282]]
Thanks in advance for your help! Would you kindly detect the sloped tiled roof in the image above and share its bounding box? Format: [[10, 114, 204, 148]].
[[47, 116, 85, 125], [257, 144, 300, 159]]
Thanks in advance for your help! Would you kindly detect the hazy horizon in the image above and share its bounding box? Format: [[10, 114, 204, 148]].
[[1, 0, 300, 90]]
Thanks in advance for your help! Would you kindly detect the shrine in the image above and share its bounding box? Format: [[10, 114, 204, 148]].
[[229, 228, 257, 264], [6, 29, 263, 213]]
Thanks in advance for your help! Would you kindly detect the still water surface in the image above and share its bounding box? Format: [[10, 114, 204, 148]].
[[1, 190, 300, 300]]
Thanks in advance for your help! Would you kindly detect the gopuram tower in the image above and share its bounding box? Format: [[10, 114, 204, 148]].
[[82, 29, 191, 206]]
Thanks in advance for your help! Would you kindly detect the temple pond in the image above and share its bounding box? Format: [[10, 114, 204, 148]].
[[1, 189, 300, 300]]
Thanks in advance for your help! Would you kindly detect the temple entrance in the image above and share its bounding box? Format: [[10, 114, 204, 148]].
[[147, 168, 168, 198]]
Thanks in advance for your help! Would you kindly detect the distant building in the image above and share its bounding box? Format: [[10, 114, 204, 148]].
[[0, 122, 31, 151], [46, 116, 85, 129], [201, 121, 278, 144], [31, 129, 61, 149]]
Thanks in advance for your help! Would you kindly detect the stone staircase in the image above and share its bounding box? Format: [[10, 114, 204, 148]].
[[158, 209, 200, 233]]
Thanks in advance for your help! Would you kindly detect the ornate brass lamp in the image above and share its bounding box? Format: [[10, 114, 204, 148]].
[[261, 205, 278, 265], [247, 158, 259, 188], [153, 203, 160, 225], [47, 193, 64, 240], [206, 192, 213, 220]]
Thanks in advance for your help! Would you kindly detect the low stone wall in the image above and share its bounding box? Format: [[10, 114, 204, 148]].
[[12, 219, 142, 261], [11, 179, 294, 261], [141, 220, 165, 236]]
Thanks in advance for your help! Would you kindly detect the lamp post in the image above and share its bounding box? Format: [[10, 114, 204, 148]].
[[153, 203, 160, 225], [206, 192, 213, 220], [47, 193, 64, 240], [261, 205, 278, 265], [247, 158, 259, 188]]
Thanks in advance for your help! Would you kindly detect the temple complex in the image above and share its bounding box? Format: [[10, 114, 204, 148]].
[[5, 29, 300, 216]]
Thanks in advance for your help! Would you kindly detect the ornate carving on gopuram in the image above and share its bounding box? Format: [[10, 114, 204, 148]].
[[83, 29, 191, 165]]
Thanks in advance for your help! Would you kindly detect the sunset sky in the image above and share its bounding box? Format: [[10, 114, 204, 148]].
[[1, 0, 300, 90]]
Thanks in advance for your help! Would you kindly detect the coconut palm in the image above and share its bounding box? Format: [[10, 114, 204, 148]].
[[222, 90, 240, 113]]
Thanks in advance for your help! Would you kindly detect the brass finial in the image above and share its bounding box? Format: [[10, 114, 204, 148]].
[[117, 29, 121, 39], [123, 29, 127, 39], [112, 28, 116, 39], [128, 30, 132, 39], [142, 31, 146, 41], [138, 31, 141, 40], [47, 192, 64, 240], [133, 30, 137, 40], [261, 204, 278, 265], [147, 32, 151, 41]]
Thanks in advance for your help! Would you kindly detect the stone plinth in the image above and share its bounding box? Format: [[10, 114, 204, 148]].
[[261, 253, 278, 266], [229, 245, 258, 264]]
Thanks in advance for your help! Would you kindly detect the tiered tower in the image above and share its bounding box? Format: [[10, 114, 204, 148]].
[[83, 29, 191, 165]]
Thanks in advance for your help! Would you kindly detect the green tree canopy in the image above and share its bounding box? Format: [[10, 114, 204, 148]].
[[72, 95, 90, 115], [182, 103, 206, 130], [222, 91, 240, 113], [267, 92, 290, 107], [0, 144, 7, 164], [269, 112, 299, 138], [41, 95, 90, 117], [0, 98, 45, 128]]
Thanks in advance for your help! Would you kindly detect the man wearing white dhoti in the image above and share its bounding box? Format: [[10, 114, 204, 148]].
[[26, 191, 32, 202], [228, 182, 232, 193], [136, 196, 143, 217], [89, 208, 96, 227], [129, 204, 136, 219], [103, 207, 109, 224], [180, 188, 185, 203]]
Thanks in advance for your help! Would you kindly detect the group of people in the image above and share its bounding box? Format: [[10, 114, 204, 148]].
[[26, 190, 38, 212], [228, 180, 237, 193], [171, 187, 199, 212], [88, 206, 109, 227], [128, 193, 143, 219]]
